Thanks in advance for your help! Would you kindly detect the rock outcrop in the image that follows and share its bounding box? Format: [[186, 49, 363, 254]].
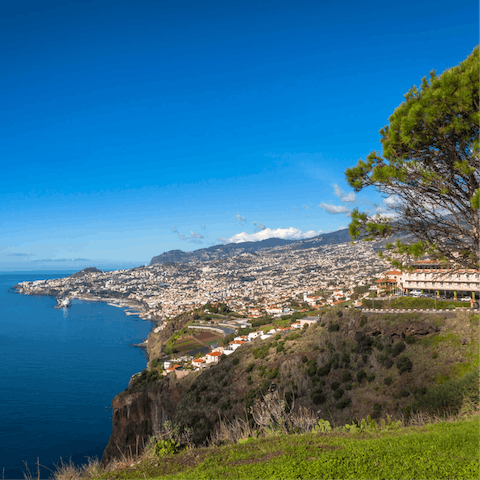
[[101, 379, 181, 465]]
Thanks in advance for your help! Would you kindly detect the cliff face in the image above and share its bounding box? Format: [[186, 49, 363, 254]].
[[101, 379, 181, 465]]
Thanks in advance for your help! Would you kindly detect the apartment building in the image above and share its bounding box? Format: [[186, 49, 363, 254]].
[[401, 260, 480, 298]]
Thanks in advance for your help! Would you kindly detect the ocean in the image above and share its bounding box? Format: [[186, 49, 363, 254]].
[[0, 272, 153, 479]]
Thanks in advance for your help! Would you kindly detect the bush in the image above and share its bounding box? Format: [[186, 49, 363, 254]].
[[355, 332, 374, 354], [336, 397, 351, 409], [356, 369, 367, 383], [232, 357, 239, 365], [384, 376, 393, 386], [344, 382, 352, 390], [391, 341, 406, 357], [310, 389, 326, 405], [328, 323, 340, 332], [373, 403, 382, 412], [331, 381, 341, 391], [247, 375, 253, 386], [367, 373, 376, 383], [400, 389, 410, 397], [245, 363, 255, 373], [154, 439, 180, 457], [268, 367, 280, 379], [384, 358, 394, 369], [333, 388, 344, 400], [317, 364, 331, 376], [306, 359, 318, 377], [409, 371, 479, 414], [405, 335, 416, 344], [396, 356, 413, 374], [341, 371, 352, 382]]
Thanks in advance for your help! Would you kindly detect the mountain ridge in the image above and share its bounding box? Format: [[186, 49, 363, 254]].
[[150, 228, 352, 265]]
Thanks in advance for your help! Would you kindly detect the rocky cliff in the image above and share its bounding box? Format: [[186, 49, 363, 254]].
[[101, 378, 182, 465]]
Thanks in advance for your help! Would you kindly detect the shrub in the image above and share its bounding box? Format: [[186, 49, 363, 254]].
[[310, 389, 326, 405], [405, 335, 416, 344], [396, 356, 413, 374], [410, 370, 479, 414], [333, 388, 344, 400], [232, 357, 240, 365], [391, 341, 406, 357], [331, 381, 341, 391], [306, 359, 318, 377], [373, 403, 382, 412], [400, 389, 410, 397], [384, 358, 394, 369], [344, 382, 352, 390], [268, 367, 280, 379], [359, 316, 367, 327], [356, 369, 367, 383], [355, 332, 374, 354], [367, 373, 376, 383], [341, 371, 352, 383], [336, 310, 343, 317], [377, 353, 388, 365], [336, 397, 351, 409], [328, 323, 340, 332], [245, 363, 255, 373], [247, 375, 253, 386], [154, 439, 180, 457], [317, 364, 331, 376], [301, 355, 308, 363], [384, 376, 393, 386]]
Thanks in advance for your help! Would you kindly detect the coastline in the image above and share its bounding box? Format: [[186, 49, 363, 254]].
[[14, 284, 156, 322]]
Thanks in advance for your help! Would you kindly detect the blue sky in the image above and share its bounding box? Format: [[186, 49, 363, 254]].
[[1, 0, 477, 270]]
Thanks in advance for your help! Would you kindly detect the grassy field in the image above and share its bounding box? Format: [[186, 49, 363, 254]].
[[91, 416, 478, 480]]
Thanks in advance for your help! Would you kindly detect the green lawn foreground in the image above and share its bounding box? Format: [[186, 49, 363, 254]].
[[101, 416, 479, 480]]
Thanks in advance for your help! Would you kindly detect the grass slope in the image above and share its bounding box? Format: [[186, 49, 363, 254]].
[[96, 416, 479, 480]]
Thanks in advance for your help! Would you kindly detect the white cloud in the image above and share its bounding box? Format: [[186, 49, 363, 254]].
[[253, 222, 266, 231], [383, 195, 400, 207], [318, 202, 351, 214], [333, 184, 356, 202], [217, 227, 323, 244], [171, 226, 204, 243], [235, 214, 247, 225]]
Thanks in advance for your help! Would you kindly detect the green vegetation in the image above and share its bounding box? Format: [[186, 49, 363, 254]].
[[345, 47, 479, 269], [91, 416, 479, 479], [362, 297, 469, 310]]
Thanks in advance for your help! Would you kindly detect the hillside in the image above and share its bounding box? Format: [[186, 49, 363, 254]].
[[150, 228, 352, 265], [170, 309, 478, 444], [103, 307, 479, 464]]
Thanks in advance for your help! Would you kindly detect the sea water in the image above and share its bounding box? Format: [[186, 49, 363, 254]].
[[0, 272, 153, 479]]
